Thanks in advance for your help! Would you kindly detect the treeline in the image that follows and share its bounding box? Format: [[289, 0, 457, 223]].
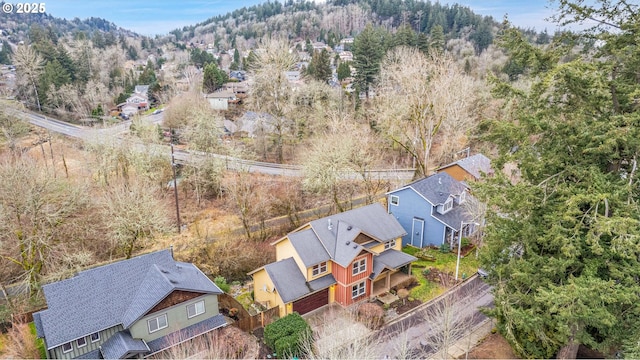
[[169, 0, 505, 55]]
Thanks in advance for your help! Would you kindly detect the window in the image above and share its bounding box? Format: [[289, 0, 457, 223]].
[[187, 301, 205, 318], [148, 314, 168, 333], [390, 195, 399, 206], [77, 336, 86, 348], [352, 258, 366, 275], [384, 239, 397, 250], [312, 262, 327, 276], [351, 281, 366, 299], [90, 332, 100, 343], [62, 342, 72, 353], [443, 198, 453, 213]]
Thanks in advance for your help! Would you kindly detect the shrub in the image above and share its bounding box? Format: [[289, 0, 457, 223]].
[[3, 321, 41, 359], [263, 313, 311, 358], [356, 303, 385, 330], [214, 276, 231, 293], [439, 243, 451, 253], [461, 237, 471, 248]]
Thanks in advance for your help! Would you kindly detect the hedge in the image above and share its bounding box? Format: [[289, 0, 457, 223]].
[[263, 313, 311, 358]]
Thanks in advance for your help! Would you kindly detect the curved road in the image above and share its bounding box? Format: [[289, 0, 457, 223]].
[[3, 106, 415, 180]]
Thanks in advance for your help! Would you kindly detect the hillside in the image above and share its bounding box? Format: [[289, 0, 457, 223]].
[[0, 2, 137, 43], [170, 0, 500, 54]]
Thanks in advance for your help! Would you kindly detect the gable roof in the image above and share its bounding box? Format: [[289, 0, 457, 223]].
[[34, 250, 222, 350], [391, 172, 468, 206], [264, 258, 336, 303], [307, 203, 407, 268], [288, 229, 331, 267], [438, 153, 492, 180]]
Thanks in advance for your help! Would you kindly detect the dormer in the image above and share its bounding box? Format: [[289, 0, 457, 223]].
[[437, 196, 454, 214], [457, 190, 467, 205]]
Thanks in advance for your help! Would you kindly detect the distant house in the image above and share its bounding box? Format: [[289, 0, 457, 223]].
[[205, 90, 238, 111], [229, 71, 246, 82], [339, 51, 353, 62], [250, 203, 417, 317], [223, 82, 248, 98], [118, 102, 139, 117], [125, 91, 149, 112], [437, 153, 492, 182], [312, 41, 328, 52], [33, 250, 226, 359], [134, 85, 150, 95], [284, 70, 302, 83], [387, 172, 479, 248]]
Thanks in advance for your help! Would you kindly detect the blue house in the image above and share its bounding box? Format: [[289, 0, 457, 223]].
[[387, 172, 478, 248]]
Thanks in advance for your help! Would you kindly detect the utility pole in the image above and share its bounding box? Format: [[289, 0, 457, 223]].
[[170, 143, 181, 233]]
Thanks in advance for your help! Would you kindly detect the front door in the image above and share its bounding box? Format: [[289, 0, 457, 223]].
[[411, 218, 425, 247]]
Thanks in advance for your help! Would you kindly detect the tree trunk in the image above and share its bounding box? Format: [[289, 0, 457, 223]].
[[556, 324, 580, 359]]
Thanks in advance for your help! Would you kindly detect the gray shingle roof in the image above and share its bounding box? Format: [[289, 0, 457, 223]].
[[371, 250, 418, 279], [308, 203, 407, 267], [264, 258, 309, 303], [288, 229, 330, 267], [431, 205, 473, 230], [399, 172, 468, 205], [100, 331, 149, 359], [34, 250, 222, 350], [264, 258, 336, 303], [146, 314, 227, 354]]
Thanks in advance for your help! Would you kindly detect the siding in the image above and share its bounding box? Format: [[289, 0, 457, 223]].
[[275, 239, 306, 276], [251, 269, 285, 315], [48, 325, 123, 359], [438, 165, 472, 182], [388, 189, 446, 248], [332, 253, 373, 306], [129, 293, 219, 342]]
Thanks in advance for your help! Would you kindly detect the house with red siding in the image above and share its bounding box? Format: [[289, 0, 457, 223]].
[[249, 203, 417, 317]]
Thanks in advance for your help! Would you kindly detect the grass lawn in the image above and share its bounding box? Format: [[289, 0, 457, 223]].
[[28, 322, 46, 359], [403, 245, 481, 302]]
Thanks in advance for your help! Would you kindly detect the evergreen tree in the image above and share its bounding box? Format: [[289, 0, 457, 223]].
[[478, 2, 640, 358], [202, 62, 228, 93], [429, 25, 445, 53], [353, 24, 387, 98], [337, 61, 351, 81], [0, 40, 13, 64], [307, 49, 332, 82]]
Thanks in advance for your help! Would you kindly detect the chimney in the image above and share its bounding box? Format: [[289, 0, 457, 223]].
[[328, 219, 333, 231]]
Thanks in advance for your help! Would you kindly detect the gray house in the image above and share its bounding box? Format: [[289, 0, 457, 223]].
[[33, 250, 226, 359], [388, 172, 479, 248]]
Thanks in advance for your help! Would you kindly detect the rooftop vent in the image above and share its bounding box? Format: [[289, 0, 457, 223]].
[[160, 269, 169, 274], [347, 225, 352, 231], [169, 279, 178, 284], [438, 177, 442, 185], [353, 244, 357, 249], [346, 241, 350, 245], [328, 219, 333, 231]]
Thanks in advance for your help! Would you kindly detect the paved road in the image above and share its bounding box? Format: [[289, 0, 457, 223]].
[[2, 105, 415, 181], [373, 276, 493, 359]]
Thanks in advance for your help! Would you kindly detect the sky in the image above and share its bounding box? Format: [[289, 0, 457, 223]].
[[45, 0, 567, 36]]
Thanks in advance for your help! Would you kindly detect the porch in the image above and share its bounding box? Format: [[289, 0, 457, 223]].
[[371, 269, 413, 298]]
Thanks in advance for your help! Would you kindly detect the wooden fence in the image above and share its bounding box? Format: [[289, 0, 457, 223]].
[[218, 293, 279, 332]]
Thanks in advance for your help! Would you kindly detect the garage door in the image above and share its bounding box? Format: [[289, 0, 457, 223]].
[[292, 288, 329, 315]]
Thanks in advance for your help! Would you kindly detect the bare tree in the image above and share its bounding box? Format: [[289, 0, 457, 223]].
[[374, 47, 479, 177], [12, 45, 45, 111], [301, 119, 383, 211], [421, 282, 483, 359], [163, 91, 211, 130], [247, 37, 298, 163], [150, 326, 257, 359], [100, 179, 171, 259], [223, 169, 274, 240], [0, 157, 88, 297]]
